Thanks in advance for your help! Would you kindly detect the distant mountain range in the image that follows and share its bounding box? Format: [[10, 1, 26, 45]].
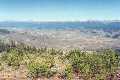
[[0, 21, 120, 31]]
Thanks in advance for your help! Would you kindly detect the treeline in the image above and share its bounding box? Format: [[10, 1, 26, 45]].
[[0, 40, 17, 52]]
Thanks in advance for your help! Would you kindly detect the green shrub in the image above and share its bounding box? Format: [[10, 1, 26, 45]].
[[59, 65, 73, 80], [66, 50, 87, 73], [101, 49, 120, 74], [66, 49, 120, 80], [26, 50, 56, 79], [27, 62, 56, 79], [1, 48, 24, 69], [48, 48, 63, 55]]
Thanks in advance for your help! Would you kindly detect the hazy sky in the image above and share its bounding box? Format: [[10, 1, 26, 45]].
[[0, 0, 120, 21]]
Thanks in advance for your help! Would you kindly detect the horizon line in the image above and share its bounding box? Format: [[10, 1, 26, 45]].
[[0, 19, 120, 22]]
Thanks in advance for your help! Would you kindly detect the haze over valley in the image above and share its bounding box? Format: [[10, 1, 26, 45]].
[[0, 21, 120, 51]]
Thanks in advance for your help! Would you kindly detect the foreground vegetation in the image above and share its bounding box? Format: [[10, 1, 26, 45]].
[[0, 40, 120, 80]]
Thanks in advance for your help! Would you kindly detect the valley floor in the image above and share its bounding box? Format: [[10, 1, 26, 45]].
[[0, 29, 120, 50]]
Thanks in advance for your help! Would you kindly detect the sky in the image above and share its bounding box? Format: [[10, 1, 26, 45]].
[[0, 0, 120, 21]]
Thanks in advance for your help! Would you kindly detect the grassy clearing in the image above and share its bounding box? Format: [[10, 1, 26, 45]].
[[0, 41, 120, 80]]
